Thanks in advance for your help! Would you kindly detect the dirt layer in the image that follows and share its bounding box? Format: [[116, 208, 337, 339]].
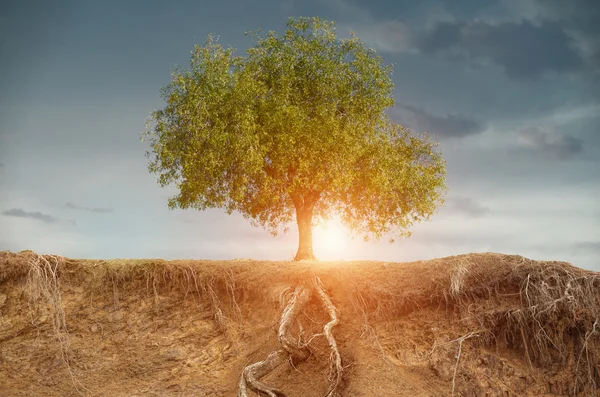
[[0, 251, 598, 396]]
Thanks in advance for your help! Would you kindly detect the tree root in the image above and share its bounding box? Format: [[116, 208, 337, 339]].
[[238, 349, 288, 397], [314, 277, 343, 397], [238, 286, 312, 397], [278, 287, 313, 363], [238, 281, 344, 397]]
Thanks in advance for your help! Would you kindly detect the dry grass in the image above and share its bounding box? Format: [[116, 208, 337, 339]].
[[25, 253, 89, 395], [449, 258, 470, 298], [346, 254, 600, 395], [87, 258, 247, 332]]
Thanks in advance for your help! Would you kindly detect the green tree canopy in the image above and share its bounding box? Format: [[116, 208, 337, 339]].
[[143, 17, 447, 260]]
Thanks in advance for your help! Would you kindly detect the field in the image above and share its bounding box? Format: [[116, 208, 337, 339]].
[[0, 251, 598, 396]]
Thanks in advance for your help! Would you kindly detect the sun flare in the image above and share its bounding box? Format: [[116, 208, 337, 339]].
[[313, 218, 350, 260]]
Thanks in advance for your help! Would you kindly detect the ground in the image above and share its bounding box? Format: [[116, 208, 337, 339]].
[[0, 251, 598, 396]]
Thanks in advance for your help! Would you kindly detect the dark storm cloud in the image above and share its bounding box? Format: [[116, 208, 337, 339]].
[[517, 126, 584, 160], [417, 22, 462, 53], [2, 208, 57, 224], [573, 16, 600, 73], [392, 104, 485, 138], [443, 196, 491, 218], [415, 21, 584, 79], [442, 0, 503, 18], [65, 202, 114, 213], [531, 0, 600, 20]]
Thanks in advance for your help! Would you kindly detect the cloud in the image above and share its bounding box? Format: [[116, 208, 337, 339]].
[[391, 104, 485, 138], [416, 20, 584, 79], [353, 20, 415, 53], [326, 0, 596, 81], [517, 126, 584, 160], [567, 18, 600, 74], [528, 0, 600, 21], [0, 162, 4, 168], [2, 208, 57, 223], [443, 196, 491, 218], [417, 21, 462, 53], [65, 202, 114, 213]]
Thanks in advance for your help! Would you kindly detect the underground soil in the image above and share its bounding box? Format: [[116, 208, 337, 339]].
[[0, 251, 598, 396]]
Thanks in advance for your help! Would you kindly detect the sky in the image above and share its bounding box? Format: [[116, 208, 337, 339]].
[[1, 0, 599, 270]]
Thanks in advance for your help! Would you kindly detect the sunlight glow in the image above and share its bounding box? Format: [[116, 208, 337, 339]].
[[313, 218, 351, 261]]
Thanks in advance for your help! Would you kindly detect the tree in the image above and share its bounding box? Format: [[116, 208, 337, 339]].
[[143, 17, 446, 260]]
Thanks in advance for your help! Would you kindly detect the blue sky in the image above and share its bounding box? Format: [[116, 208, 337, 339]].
[[1, 0, 599, 270]]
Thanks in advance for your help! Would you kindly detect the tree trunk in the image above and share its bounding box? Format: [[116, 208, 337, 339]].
[[294, 204, 316, 261]]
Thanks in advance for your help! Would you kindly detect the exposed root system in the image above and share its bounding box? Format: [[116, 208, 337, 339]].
[[26, 254, 88, 395], [239, 286, 313, 397], [314, 277, 343, 397], [278, 286, 313, 363], [239, 280, 343, 397]]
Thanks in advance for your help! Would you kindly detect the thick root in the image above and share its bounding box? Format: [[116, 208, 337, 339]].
[[238, 281, 344, 397], [278, 286, 312, 362], [238, 350, 288, 397], [239, 286, 312, 397], [314, 278, 343, 397]]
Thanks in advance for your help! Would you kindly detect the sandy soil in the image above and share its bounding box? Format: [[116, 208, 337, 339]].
[[0, 251, 598, 396]]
